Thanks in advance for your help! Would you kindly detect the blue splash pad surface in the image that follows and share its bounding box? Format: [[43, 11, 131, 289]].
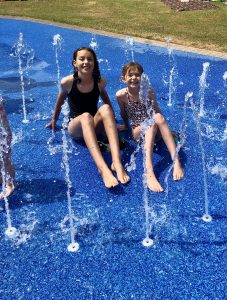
[[0, 18, 227, 299]]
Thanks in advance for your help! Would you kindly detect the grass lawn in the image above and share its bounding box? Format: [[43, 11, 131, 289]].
[[0, 0, 227, 52]]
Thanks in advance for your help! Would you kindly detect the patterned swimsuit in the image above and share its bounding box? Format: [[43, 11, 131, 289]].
[[125, 90, 153, 129]]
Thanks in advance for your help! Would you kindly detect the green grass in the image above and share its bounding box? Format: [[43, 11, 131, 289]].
[[0, 0, 227, 52]]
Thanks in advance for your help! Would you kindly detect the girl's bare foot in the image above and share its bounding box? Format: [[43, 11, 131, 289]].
[[173, 159, 184, 181], [0, 183, 15, 200], [147, 172, 164, 192], [99, 167, 119, 188], [111, 162, 130, 185]]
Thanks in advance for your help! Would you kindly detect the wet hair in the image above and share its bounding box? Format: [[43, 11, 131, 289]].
[[72, 47, 101, 83], [122, 62, 144, 78]]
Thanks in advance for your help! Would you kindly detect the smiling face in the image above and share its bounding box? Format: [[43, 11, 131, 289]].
[[123, 67, 142, 89], [73, 49, 95, 76], [122, 62, 144, 90]]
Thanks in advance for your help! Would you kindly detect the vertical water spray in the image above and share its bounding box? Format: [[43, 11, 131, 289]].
[[190, 98, 212, 222], [198, 62, 210, 117], [125, 73, 155, 245], [223, 122, 227, 141], [89, 35, 111, 72], [52, 34, 79, 252], [52, 34, 64, 90], [89, 33, 98, 51], [164, 92, 192, 197], [223, 71, 227, 88], [125, 37, 135, 62], [11, 33, 30, 123], [140, 74, 155, 247], [166, 37, 178, 106], [24, 46, 35, 104], [0, 98, 17, 238], [223, 71, 227, 83]]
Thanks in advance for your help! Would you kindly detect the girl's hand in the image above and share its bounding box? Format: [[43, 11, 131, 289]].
[[117, 124, 128, 132], [45, 119, 56, 131]]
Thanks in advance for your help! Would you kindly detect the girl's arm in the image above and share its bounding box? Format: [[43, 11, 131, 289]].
[[46, 79, 69, 131], [149, 87, 161, 114], [0, 101, 6, 116], [116, 91, 129, 131], [0, 102, 12, 135], [99, 78, 114, 109]]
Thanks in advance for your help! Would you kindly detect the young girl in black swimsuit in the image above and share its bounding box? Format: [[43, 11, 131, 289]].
[[46, 47, 130, 188], [116, 62, 183, 192]]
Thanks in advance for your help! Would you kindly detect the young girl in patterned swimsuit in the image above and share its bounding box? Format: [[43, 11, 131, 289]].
[[116, 62, 183, 192], [46, 47, 130, 188]]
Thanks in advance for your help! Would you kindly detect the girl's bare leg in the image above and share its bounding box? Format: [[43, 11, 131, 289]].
[[142, 125, 164, 192], [0, 151, 15, 200], [0, 123, 15, 200], [155, 113, 184, 180], [94, 105, 130, 184], [68, 113, 119, 188], [0, 181, 15, 200]]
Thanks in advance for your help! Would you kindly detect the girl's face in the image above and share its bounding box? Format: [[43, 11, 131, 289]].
[[123, 67, 142, 88], [74, 49, 95, 76]]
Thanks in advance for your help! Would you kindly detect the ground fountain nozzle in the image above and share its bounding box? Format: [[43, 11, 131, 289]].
[[142, 237, 154, 247], [67, 242, 80, 252], [202, 214, 212, 223], [5, 226, 17, 238]]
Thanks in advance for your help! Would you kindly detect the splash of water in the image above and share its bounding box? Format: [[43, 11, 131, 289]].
[[89, 34, 98, 51], [52, 33, 64, 47], [141, 74, 156, 131], [190, 97, 212, 222], [203, 123, 227, 142], [139, 74, 151, 104], [52, 35, 79, 252], [11, 128, 24, 146], [125, 142, 140, 172], [151, 204, 169, 226], [208, 163, 227, 182], [98, 58, 111, 72], [47, 133, 63, 155], [198, 62, 210, 117], [90, 35, 112, 73], [0, 97, 17, 238], [13, 209, 38, 246], [125, 37, 134, 62]]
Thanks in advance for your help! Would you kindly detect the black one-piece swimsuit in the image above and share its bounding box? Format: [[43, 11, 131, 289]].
[[68, 79, 100, 119]]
